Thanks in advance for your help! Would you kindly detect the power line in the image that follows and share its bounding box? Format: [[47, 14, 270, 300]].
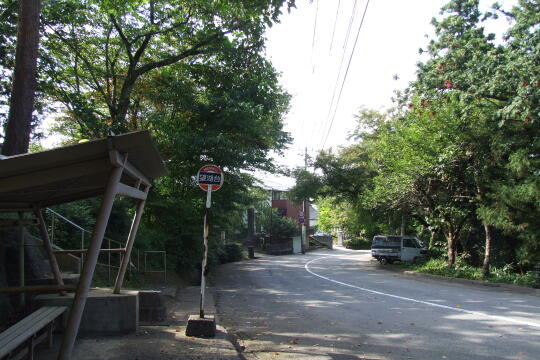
[[321, 0, 371, 149], [343, 0, 359, 50], [329, 0, 341, 52], [302, 0, 320, 151], [312, 0, 360, 147], [311, 0, 320, 74]]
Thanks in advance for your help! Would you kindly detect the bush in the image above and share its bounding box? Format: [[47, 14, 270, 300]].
[[219, 243, 243, 264], [400, 258, 537, 288], [267, 213, 298, 241], [343, 236, 371, 250]]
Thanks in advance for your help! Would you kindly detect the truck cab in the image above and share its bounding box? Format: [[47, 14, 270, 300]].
[[371, 235, 427, 264]]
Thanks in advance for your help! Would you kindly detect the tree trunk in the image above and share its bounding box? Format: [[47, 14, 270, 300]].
[[428, 229, 437, 249], [2, 0, 41, 156], [482, 224, 492, 278], [447, 232, 456, 267]]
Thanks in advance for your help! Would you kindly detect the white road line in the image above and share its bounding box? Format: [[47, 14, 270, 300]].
[[305, 256, 540, 329]]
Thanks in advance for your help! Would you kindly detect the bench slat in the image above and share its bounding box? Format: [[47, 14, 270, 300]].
[[0, 306, 66, 357], [0, 307, 57, 343], [0, 307, 62, 349], [0, 306, 66, 350]]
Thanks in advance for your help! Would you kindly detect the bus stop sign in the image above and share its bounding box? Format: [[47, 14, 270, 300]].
[[197, 165, 224, 192]]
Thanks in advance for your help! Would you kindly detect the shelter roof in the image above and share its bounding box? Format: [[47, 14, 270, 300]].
[[0, 131, 167, 210]]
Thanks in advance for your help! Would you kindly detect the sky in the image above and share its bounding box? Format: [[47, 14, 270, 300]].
[[259, 0, 516, 190], [264, 0, 448, 168]]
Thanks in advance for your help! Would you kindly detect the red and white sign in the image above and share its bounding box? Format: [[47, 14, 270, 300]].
[[197, 165, 224, 192]]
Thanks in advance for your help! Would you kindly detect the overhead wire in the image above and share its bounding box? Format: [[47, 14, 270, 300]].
[[312, 0, 360, 148], [343, 0, 359, 49], [311, 0, 320, 74], [321, 0, 371, 149], [329, 0, 341, 52], [302, 0, 320, 152]]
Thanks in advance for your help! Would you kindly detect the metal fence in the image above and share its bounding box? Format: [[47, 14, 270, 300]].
[[144, 250, 167, 281], [46, 208, 166, 284]]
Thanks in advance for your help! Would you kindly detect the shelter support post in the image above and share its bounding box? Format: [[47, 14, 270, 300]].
[[58, 164, 124, 360], [113, 186, 149, 294], [18, 212, 25, 306], [35, 208, 65, 295]]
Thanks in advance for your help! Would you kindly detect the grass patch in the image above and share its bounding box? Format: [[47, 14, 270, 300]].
[[396, 258, 537, 288]]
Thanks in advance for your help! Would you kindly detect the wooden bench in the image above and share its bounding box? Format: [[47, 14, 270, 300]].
[[0, 306, 67, 360]]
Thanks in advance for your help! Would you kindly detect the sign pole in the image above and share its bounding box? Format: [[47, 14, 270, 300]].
[[200, 185, 212, 318], [187, 164, 223, 337]]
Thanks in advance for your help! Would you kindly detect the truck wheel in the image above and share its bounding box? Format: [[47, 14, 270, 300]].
[[379, 258, 388, 265]]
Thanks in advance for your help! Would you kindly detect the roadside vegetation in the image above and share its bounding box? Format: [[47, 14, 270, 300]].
[[0, 0, 297, 283], [397, 257, 537, 288], [289, 0, 539, 286]]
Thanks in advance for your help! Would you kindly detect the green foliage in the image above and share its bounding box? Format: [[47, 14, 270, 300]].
[[0, 0, 17, 129], [264, 210, 298, 241], [39, 0, 296, 135], [343, 236, 371, 250], [35, 198, 135, 259], [309, 0, 539, 279], [317, 197, 391, 240], [0, 0, 297, 281], [287, 169, 323, 204], [218, 243, 244, 264], [108, 44, 293, 280], [400, 258, 537, 288], [410, 0, 540, 268]]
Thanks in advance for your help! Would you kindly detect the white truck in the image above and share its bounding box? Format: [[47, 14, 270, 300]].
[[371, 235, 427, 264]]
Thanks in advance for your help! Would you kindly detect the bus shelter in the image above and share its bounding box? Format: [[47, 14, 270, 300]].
[[0, 131, 167, 359]]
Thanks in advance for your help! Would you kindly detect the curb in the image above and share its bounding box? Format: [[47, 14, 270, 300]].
[[376, 263, 540, 296]]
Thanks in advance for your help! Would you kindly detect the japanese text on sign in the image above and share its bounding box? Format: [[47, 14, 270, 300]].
[[198, 172, 222, 185]]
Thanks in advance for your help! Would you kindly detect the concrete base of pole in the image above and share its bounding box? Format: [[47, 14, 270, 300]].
[[185, 314, 216, 337]]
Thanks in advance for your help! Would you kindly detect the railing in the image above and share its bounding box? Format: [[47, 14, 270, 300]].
[[45, 208, 166, 284], [144, 251, 167, 281]]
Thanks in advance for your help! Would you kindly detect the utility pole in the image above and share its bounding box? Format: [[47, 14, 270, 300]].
[[247, 207, 255, 259], [400, 212, 405, 236], [302, 147, 309, 253]]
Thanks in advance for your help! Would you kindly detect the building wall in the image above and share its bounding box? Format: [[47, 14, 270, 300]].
[[271, 199, 303, 223], [269, 190, 312, 235]]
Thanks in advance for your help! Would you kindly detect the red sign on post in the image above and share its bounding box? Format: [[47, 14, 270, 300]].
[[197, 165, 224, 192], [196, 165, 224, 319]]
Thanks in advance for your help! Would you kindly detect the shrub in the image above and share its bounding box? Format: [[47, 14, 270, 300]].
[[343, 236, 371, 250], [401, 258, 537, 288], [219, 243, 243, 264], [268, 214, 298, 242]]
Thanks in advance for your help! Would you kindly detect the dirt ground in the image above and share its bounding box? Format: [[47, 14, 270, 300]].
[[35, 275, 241, 360]]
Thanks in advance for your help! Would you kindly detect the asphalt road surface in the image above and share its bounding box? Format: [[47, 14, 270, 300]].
[[212, 247, 540, 360]]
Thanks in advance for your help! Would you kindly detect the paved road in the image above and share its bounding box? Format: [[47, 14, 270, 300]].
[[212, 247, 540, 360]]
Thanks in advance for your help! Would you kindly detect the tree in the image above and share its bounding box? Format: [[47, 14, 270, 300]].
[[2, 0, 41, 155], [119, 43, 292, 278], [40, 0, 295, 137], [0, 0, 18, 128], [412, 0, 540, 270], [0, 0, 296, 280], [301, 0, 538, 275], [287, 168, 322, 205]]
